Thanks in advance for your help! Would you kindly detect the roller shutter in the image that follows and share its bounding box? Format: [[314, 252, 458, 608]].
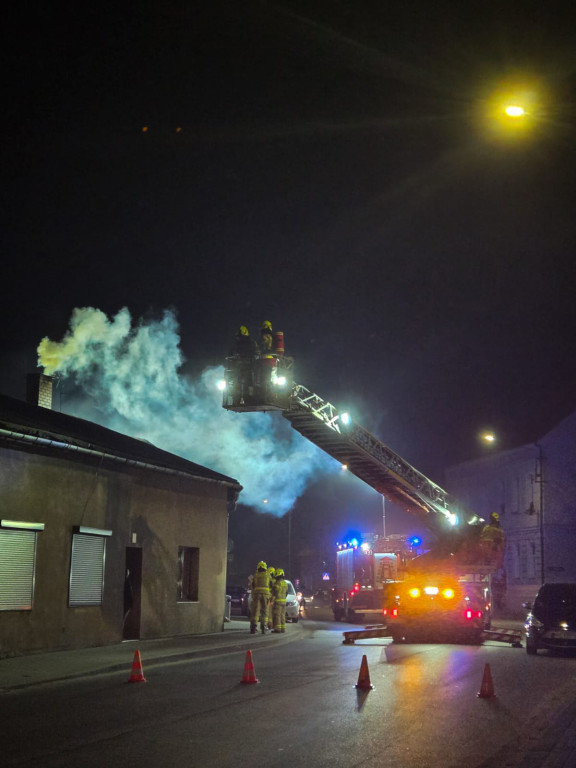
[[0, 529, 37, 611], [69, 533, 106, 607]]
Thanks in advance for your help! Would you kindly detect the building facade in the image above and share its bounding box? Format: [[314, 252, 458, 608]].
[[0, 389, 241, 657], [446, 412, 576, 617]]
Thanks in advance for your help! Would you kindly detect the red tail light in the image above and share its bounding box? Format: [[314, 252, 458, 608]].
[[464, 610, 483, 620]]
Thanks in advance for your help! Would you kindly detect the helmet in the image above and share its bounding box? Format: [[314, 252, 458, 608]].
[[257, 561, 267, 570], [239, 325, 249, 336], [261, 320, 273, 331], [275, 568, 284, 577], [490, 512, 500, 523], [267, 566, 275, 573]]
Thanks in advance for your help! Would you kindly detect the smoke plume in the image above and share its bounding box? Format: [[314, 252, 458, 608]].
[[37, 307, 336, 515]]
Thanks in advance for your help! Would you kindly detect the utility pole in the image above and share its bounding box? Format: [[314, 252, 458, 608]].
[[535, 443, 545, 583], [382, 495, 386, 539]]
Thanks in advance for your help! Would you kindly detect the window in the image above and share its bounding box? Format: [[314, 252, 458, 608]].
[[0, 521, 44, 611], [178, 546, 199, 601], [69, 527, 112, 607]]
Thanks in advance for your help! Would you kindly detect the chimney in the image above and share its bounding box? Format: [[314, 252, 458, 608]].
[[26, 373, 54, 410]]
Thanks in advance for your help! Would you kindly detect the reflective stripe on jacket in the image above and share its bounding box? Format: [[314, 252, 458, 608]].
[[252, 570, 271, 595], [274, 579, 288, 604]]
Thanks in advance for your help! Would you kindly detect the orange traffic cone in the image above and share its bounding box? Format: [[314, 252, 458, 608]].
[[127, 650, 147, 683], [355, 654, 374, 690], [477, 663, 495, 698], [240, 650, 259, 684]]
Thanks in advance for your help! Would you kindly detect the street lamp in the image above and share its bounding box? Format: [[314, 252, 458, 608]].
[[478, 80, 543, 143], [535, 443, 545, 583], [504, 105, 525, 118]]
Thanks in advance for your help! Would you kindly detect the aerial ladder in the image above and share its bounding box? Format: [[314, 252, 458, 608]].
[[222, 340, 519, 646], [222, 345, 466, 536]]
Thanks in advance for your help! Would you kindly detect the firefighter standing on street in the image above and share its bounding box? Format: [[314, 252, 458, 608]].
[[266, 566, 276, 630], [272, 568, 288, 633], [250, 561, 271, 634]]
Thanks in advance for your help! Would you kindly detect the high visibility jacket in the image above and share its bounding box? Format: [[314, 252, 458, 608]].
[[480, 524, 505, 546], [274, 579, 288, 604], [252, 570, 270, 595]]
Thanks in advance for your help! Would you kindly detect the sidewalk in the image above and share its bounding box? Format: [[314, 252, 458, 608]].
[[0, 617, 297, 692]]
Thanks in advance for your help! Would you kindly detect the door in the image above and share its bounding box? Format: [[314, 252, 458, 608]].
[[123, 547, 142, 640]]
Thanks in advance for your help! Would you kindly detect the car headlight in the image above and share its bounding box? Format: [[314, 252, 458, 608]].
[[525, 615, 544, 630]]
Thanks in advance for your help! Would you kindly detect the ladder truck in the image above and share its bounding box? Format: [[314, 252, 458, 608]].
[[222, 339, 514, 645]]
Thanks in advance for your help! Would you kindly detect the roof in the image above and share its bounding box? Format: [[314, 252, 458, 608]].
[[0, 393, 241, 490]]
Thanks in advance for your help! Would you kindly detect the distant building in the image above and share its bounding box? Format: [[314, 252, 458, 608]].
[[0, 379, 242, 657], [446, 412, 576, 617]]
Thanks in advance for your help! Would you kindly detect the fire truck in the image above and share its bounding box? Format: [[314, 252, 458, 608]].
[[222, 335, 506, 643], [331, 535, 410, 623]]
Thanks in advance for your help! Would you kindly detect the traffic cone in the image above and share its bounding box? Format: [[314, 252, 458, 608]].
[[240, 650, 259, 684], [127, 650, 147, 683], [477, 663, 495, 698], [355, 654, 374, 690]]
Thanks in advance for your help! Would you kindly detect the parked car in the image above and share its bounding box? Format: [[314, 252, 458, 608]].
[[285, 580, 299, 623], [524, 582, 576, 655], [226, 585, 249, 616], [245, 579, 300, 623]]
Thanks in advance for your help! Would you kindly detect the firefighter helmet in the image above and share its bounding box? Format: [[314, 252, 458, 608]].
[[275, 568, 284, 577], [257, 561, 267, 570], [261, 320, 272, 331], [239, 325, 249, 336], [490, 512, 500, 523]]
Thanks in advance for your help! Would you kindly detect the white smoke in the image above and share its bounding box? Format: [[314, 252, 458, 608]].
[[37, 307, 337, 515]]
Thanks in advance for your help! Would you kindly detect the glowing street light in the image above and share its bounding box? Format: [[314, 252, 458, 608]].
[[478, 80, 544, 142], [504, 105, 525, 118]]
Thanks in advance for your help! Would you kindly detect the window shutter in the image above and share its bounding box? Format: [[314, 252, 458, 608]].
[[0, 529, 37, 611], [69, 533, 106, 606]]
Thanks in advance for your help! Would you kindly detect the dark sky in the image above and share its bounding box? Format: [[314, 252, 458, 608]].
[[3, 2, 576, 552]]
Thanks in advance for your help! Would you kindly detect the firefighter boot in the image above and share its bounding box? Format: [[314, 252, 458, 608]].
[[250, 624, 257, 634]]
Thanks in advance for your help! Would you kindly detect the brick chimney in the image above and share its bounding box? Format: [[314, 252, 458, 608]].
[[26, 373, 54, 410]]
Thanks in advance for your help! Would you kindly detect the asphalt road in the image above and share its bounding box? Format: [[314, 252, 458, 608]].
[[2, 609, 576, 767]]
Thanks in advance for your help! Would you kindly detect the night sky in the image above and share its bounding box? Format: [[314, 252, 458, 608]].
[[3, 3, 576, 561]]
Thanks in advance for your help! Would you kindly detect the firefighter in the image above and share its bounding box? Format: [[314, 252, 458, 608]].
[[230, 326, 257, 403], [266, 566, 276, 630], [260, 320, 274, 354], [272, 568, 288, 633], [232, 325, 257, 358], [480, 512, 505, 565], [250, 561, 271, 634]]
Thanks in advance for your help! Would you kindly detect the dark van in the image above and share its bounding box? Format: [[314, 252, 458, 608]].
[[524, 583, 576, 655]]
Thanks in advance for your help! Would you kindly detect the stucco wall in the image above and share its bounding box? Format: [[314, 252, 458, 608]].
[[0, 444, 230, 656], [446, 419, 576, 616]]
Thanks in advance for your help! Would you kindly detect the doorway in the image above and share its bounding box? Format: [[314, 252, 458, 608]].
[[123, 547, 142, 640]]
